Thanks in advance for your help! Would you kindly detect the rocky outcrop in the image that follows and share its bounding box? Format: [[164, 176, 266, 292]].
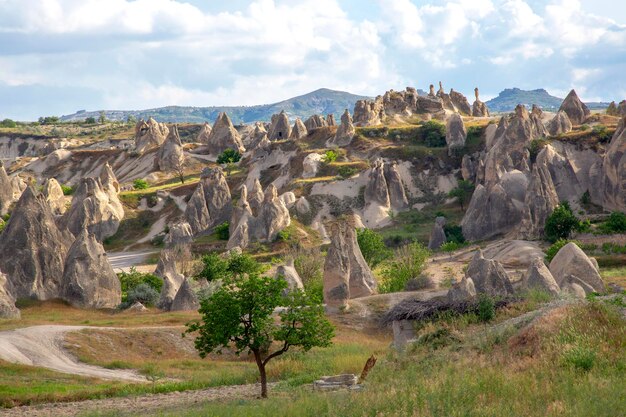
[[206, 112, 245, 155], [353, 98, 384, 127], [0, 270, 20, 319], [196, 122, 212, 143], [547, 110, 573, 136], [472, 88, 490, 117], [163, 221, 193, 247], [155, 249, 185, 311], [135, 118, 169, 154], [0, 186, 72, 300], [517, 147, 559, 239], [304, 115, 328, 131], [427, 216, 447, 250], [158, 124, 185, 172], [269, 111, 292, 140], [61, 176, 124, 241], [599, 114, 626, 211], [0, 162, 17, 216], [99, 162, 120, 194], [42, 178, 66, 215], [384, 161, 409, 209], [449, 89, 472, 116], [559, 89, 590, 125], [549, 242, 604, 293], [248, 178, 264, 215], [323, 218, 377, 309], [227, 186, 253, 250], [170, 278, 199, 311], [326, 110, 355, 147], [290, 118, 308, 140], [530, 105, 549, 137], [447, 277, 476, 303], [522, 257, 560, 296], [363, 159, 409, 227], [295, 196, 311, 215], [326, 114, 336, 127], [364, 158, 390, 208], [445, 113, 466, 154], [606, 101, 618, 116], [275, 260, 304, 293], [302, 153, 323, 178], [60, 228, 121, 309], [185, 167, 232, 235], [465, 250, 514, 296]]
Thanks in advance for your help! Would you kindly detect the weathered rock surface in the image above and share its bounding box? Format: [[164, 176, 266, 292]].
[[42, 178, 66, 215], [547, 110, 573, 136], [0, 269, 20, 319], [164, 221, 193, 247], [326, 110, 355, 147], [326, 114, 336, 127], [600, 114, 626, 211], [290, 118, 308, 140], [472, 88, 489, 117], [206, 112, 245, 155], [304, 115, 328, 131], [295, 196, 311, 215], [449, 89, 472, 116], [275, 260, 304, 293], [60, 228, 121, 309], [353, 98, 383, 127], [447, 277, 476, 303], [158, 124, 185, 172], [196, 122, 212, 143], [323, 219, 376, 309], [559, 89, 590, 125], [465, 250, 514, 296], [428, 216, 447, 250], [155, 249, 185, 311], [384, 161, 409, 209], [248, 179, 264, 215], [302, 153, 323, 178], [606, 101, 618, 116], [0, 186, 72, 300], [0, 162, 18, 215], [445, 113, 466, 155], [549, 242, 604, 293], [269, 111, 292, 140], [135, 118, 169, 154], [522, 257, 560, 296], [185, 167, 232, 235], [170, 278, 199, 311]]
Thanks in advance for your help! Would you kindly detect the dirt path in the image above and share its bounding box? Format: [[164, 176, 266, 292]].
[[0, 325, 145, 382], [107, 250, 157, 272], [0, 383, 271, 417]]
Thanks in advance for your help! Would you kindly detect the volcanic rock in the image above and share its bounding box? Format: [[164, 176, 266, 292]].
[[353, 98, 383, 126], [0, 162, 16, 215], [302, 153, 323, 178], [155, 249, 185, 311], [184, 167, 232, 235], [326, 110, 355, 147], [164, 221, 193, 247], [447, 277, 476, 303], [445, 113, 467, 155], [158, 124, 185, 172], [170, 278, 199, 311], [428, 216, 447, 250], [326, 114, 336, 126], [42, 178, 66, 215], [275, 259, 304, 293], [206, 112, 245, 155], [196, 122, 212, 143], [135, 118, 169, 154], [522, 257, 560, 296], [465, 250, 514, 296], [548, 242, 604, 293], [559, 89, 590, 125], [248, 178, 264, 215], [304, 115, 328, 131], [472, 88, 490, 117], [269, 111, 292, 140], [547, 110, 573, 136], [0, 270, 20, 319], [449, 89, 472, 116], [290, 118, 308, 140]]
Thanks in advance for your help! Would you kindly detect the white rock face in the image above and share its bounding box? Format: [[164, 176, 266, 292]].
[[206, 112, 245, 155], [184, 167, 232, 235], [445, 113, 466, 155], [42, 178, 67, 215], [135, 118, 169, 154], [0, 269, 20, 319], [302, 153, 323, 178], [549, 243, 604, 293], [522, 257, 560, 296], [326, 110, 355, 147], [275, 260, 304, 292], [158, 124, 185, 172]]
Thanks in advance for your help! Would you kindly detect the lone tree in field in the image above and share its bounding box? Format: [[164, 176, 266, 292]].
[[185, 272, 334, 398]]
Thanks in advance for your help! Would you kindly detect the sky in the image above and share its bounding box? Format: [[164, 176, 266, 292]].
[[0, 0, 625, 120]]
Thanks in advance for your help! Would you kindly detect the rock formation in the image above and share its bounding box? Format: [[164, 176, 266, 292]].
[[135, 118, 169, 154], [196, 122, 212, 143], [353, 99, 383, 127], [302, 153, 323, 178], [445, 113, 467, 155], [522, 257, 560, 296], [295, 196, 311, 215], [0, 270, 20, 319], [290, 118, 308, 140], [427, 216, 447, 250], [383, 161, 409, 209], [363, 159, 409, 227], [323, 218, 377, 309], [304, 115, 328, 131], [0, 186, 73, 300], [61, 176, 124, 241], [326, 110, 355, 147], [155, 249, 185, 311], [248, 178, 264, 215], [60, 228, 121, 309], [547, 110, 573, 136], [170, 278, 199, 311], [530, 105, 549, 137], [269, 111, 292, 140], [164, 221, 193, 247], [436, 82, 456, 112], [599, 113, 626, 211], [447, 277, 476, 303], [158, 124, 185, 172], [185, 167, 232, 235], [42, 178, 66, 215], [206, 112, 245, 155], [606, 101, 618, 116], [465, 250, 514, 296], [559, 89, 590, 125], [472, 88, 490, 117], [0, 162, 17, 216], [326, 114, 336, 127], [449, 89, 472, 116], [275, 260, 304, 293], [548, 242, 604, 293]]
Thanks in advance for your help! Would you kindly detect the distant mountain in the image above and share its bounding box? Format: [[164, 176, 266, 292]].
[[486, 88, 610, 113], [60, 88, 371, 124]]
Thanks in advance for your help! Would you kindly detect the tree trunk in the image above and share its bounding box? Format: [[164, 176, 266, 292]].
[[253, 350, 268, 398]]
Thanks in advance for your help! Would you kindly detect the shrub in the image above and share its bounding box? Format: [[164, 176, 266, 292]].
[[214, 222, 230, 240], [599, 211, 626, 234], [322, 150, 338, 163], [545, 239, 580, 262], [0, 220, 5, 234], [117, 267, 162, 302], [379, 243, 430, 293], [84, 117, 96, 124], [196, 252, 229, 282], [528, 138, 547, 162], [216, 148, 241, 164], [561, 344, 596, 371], [440, 241, 464, 252], [443, 224, 465, 244], [125, 283, 159, 307], [580, 190, 591, 206], [544, 202, 581, 243], [477, 295, 495, 322], [448, 180, 475, 210], [133, 179, 149, 190], [38, 116, 60, 125], [337, 165, 358, 179], [592, 124, 611, 143], [357, 228, 392, 268], [420, 120, 446, 147], [60, 184, 74, 196], [0, 118, 17, 128], [289, 246, 325, 303]]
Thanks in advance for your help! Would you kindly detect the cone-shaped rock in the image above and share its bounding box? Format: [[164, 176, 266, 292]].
[[522, 257, 560, 296], [248, 178, 264, 216], [0, 270, 20, 319], [42, 178, 66, 215], [170, 278, 199, 311], [0, 162, 15, 216], [158, 124, 185, 172], [155, 249, 185, 311], [547, 110, 573, 136], [428, 216, 447, 250], [135, 117, 169, 153], [290, 118, 308, 140], [559, 89, 590, 125], [304, 114, 328, 131], [256, 184, 290, 242], [466, 250, 514, 296], [549, 242, 604, 293], [269, 111, 292, 140], [447, 277, 476, 303], [196, 122, 212, 143], [326, 110, 355, 147], [275, 260, 304, 293], [184, 167, 232, 235], [446, 113, 467, 155], [206, 112, 245, 155]]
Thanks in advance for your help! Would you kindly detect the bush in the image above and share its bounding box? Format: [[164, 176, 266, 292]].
[[0, 220, 6, 234], [322, 150, 338, 163], [117, 267, 162, 302], [544, 202, 581, 243], [545, 239, 580, 262], [38, 116, 60, 125], [477, 295, 495, 322], [580, 190, 591, 206], [420, 120, 446, 147], [276, 228, 292, 242], [337, 165, 358, 179], [528, 138, 547, 162], [214, 222, 230, 240], [443, 224, 465, 244], [125, 283, 159, 307], [0, 119, 16, 128], [599, 211, 626, 234], [133, 179, 149, 190], [447, 180, 474, 210], [84, 117, 96, 124], [289, 246, 325, 303], [592, 125, 612, 143], [216, 148, 241, 164], [379, 243, 430, 293], [357, 228, 392, 268], [440, 241, 465, 252], [60, 185, 74, 196], [562, 344, 596, 371], [196, 252, 229, 282]]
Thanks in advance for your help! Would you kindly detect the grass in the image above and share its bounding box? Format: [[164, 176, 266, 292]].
[[378, 204, 465, 245], [103, 301, 625, 417], [600, 266, 626, 289]]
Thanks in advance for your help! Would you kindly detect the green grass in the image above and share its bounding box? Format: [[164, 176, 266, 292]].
[[378, 205, 465, 245]]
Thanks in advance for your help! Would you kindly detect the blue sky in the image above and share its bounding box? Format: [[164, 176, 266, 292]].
[[0, 0, 624, 120]]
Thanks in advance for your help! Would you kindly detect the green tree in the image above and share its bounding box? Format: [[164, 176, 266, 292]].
[[196, 251, 262, 282], [379, 242, 430, 293], [133, 179, 149, 190], [600, 211, 626, 234], [217, 149, 241, 176], [544, 202, 580, 243], [214, 222, 230, 240], [448, 179, 475, 210], [420, 120, 446, 147], [117, 267, 162, 302], [98, 111, 107, 124], [356, 228, 392, 268], [322, 150, 338, 163], [0, 119, 17, 128], [84, 117, 96, 124], [185, 274, 334, 398], [127, 115, 137, 124]]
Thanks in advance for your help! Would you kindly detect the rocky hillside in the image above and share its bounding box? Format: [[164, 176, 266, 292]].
[[59, 89, 371, 124], [486, 88, 610, 112]]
